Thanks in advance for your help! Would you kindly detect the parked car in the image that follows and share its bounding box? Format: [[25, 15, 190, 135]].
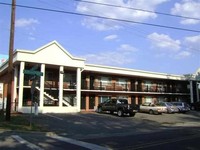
[[97, 98, 139, 117], [139, 102, 167, 115], [171, 102, 190, 113], [158, 102, 179, 113]]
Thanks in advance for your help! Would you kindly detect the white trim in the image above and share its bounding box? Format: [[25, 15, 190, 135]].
[[59, 66, 64, 107], [39, 64, 45, 109], [85, 64, 185, 80], [18, 62, 25, 112], [13, 66, 18, 111], [76, 68, 81, 112]]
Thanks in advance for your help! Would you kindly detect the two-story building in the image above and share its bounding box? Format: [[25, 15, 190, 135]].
[[0, 41, 199, 113]]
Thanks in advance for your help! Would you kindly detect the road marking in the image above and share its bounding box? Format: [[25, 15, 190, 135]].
[[11, 135, 44, 150], [47, 134, 110, 150], [43, 113, 63, 120]]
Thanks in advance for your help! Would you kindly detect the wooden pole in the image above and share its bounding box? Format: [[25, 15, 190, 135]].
[[6, 0, 16, 121]]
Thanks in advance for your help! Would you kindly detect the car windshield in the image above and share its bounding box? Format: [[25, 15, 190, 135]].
[[173, 103, 182, 106], [165, 102, 173, 106], [118, 99, 128, 104], [156, 103, 165, 106]]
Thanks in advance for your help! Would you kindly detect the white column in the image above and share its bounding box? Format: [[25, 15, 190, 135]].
[[39, 64, 45, 109], [18, 62, 25, 111], [13, 66, 18, 111], [59, 66, 64, 107], [190, 80, 194, 103], [76, 68, 81, 112]]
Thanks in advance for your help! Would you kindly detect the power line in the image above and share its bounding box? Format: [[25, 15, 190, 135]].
[[74, 0, 200, 21], [71, 0, 200, 54], [1, 2, 200, 33]]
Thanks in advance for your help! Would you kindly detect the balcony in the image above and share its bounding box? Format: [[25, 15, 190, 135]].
[[81, 81, 190, 94], [82, 81, 129, 91]]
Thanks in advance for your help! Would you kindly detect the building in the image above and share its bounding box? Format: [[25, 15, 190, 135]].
[[0, 41, 199, 113]]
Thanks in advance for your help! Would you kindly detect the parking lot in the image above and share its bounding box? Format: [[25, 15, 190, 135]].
[[1, 111, 200, 150], [29, 110, 200, 139]]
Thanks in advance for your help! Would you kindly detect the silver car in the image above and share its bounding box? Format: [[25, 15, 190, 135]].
[[171, 102, 190, 113], [158, 102, 179, 113], [139, 102, 167, 115]]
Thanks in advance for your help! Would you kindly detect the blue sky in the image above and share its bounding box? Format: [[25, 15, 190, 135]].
[[0, 0, 200, 75]]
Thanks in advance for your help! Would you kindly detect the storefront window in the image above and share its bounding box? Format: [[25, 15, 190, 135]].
[[99, 96, 111, 103]]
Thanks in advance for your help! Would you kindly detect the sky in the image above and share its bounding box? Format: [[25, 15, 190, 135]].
[[0, 0, 200, 75]]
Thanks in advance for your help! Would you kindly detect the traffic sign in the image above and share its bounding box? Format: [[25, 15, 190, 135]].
[[23, 70, 43, 76]]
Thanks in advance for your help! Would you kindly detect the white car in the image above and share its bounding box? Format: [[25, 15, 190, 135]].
[[139, 102, 167, 115]]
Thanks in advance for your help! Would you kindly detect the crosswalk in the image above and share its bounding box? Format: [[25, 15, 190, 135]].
[[9, 134, 109, 150], [11, 135, 44, 150]]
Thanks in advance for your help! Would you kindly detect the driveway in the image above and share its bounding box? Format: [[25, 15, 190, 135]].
[[1, 111, 200, 150], [30, 111, 200, 139]]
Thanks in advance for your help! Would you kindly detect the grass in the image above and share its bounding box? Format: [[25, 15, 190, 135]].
[[0, 111, 47, 132]]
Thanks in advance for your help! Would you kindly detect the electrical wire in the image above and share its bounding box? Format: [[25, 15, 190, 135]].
[[0, 2, 200, 33], [74, 0, 200, 21]]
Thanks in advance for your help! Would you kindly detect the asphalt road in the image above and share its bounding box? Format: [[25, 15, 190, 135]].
[[0, 111, 200, 149]]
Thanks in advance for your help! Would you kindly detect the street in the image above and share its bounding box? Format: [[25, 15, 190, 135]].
[[0, 111, 200, 149]]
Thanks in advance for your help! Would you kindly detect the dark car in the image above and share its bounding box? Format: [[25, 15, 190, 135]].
[[97, 98, 138, 117]]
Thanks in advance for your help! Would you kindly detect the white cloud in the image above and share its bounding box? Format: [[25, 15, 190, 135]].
[[174, 51, 191, 59], [81, 18, 121, 31], [171, 0, 200, 25], [104, 34, 118, 41], [76, 0, 168, 30], [81, 44, 137, 66], [147, 32, 181, 51], [118, 44, 138, 52], [147, 32, 192, 59], [184, 34, 200, 50], [15, 18, 39, 27], [184, 34, 200, 45]]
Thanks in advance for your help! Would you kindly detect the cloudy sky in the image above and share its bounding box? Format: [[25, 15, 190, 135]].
[[0, 0, 200, 75]]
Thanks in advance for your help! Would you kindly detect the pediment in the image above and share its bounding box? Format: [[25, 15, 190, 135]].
[[15, 41, 85, 68]]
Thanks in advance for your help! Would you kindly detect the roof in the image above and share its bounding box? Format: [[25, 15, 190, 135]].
[[0, 41, 188, 80]]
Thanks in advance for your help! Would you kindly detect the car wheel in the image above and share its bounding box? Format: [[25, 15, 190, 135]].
[[98, 107, 102, 113], [117, 109, 123, 117], [129, 112, 135, 117], [167, 109, 172, 114], [149, 110, 154, 115]]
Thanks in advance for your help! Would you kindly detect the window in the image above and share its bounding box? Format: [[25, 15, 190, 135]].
[[45, 72, 53, 81], [64, 73, 76, 88], [118, 78, 127, 85], [64, 73, 76, 83], [99, 96, 111, 103], [100, 77, 111, 85], [145, 96, 152, 103]]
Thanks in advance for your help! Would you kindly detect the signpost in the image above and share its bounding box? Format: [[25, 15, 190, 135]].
[[23, 70, 43, 76], [23, 66, 43, 127]]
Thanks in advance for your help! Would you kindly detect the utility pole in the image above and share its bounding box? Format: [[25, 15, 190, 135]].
[[6, 0, 16, 121]]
